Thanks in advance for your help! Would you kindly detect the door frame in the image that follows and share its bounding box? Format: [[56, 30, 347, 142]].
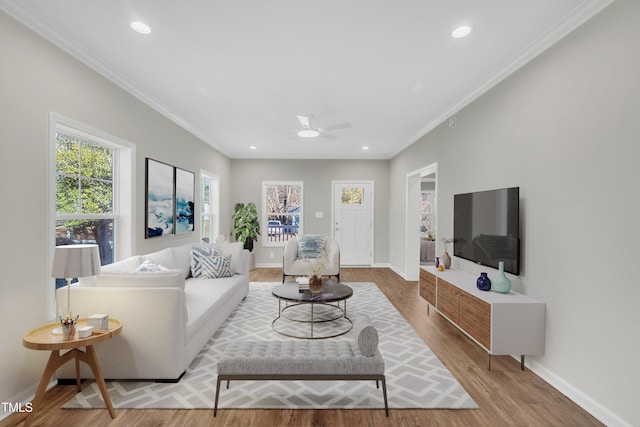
[[331, 180, 374, 266], [405, 163, 437, 280]]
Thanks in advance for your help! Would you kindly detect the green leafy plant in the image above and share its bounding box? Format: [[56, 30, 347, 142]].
[[231, 202, 261, 251]]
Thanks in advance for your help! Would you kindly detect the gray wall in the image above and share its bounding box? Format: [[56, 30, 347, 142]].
[[0, 10, 232, 410], [230, 159, 390, 266], [389, 1, 639, 425]]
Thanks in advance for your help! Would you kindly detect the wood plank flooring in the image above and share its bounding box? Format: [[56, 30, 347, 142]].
[[1, 268, 604, 427]]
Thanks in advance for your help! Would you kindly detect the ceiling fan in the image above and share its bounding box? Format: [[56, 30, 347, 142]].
[[294, 115, 351, 140]]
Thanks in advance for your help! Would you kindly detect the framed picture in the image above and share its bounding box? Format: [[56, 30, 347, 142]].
[[145, 158, 175, 238], [175, 167, 195, 234]]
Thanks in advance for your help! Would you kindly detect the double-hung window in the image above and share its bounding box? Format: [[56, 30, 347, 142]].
[[50, 114, 134, 314], [262, 181, 303, 246]]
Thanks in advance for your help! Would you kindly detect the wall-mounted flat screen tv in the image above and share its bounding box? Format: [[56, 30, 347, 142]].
[[453, 187, 520, 275]]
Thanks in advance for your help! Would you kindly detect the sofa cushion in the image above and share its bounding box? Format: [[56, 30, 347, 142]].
[[297, 235, 326, 259], [78, 255, 145, 286], [146, 244, 192, 279], [184, 276, 245, 342], [93, 269, 184, 289]]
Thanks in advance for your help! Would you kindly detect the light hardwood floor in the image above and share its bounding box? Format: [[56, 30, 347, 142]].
[[2, 268, 604, 427]]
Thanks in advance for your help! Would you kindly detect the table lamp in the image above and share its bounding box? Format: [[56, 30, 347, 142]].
[[51, 244, 101, 322]]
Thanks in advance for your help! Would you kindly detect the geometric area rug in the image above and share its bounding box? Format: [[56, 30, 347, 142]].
[[63, 282, 477, 410]]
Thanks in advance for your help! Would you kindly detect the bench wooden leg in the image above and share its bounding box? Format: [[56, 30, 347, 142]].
[[381, 376, 389, 417], [214, 376, 222, 417]]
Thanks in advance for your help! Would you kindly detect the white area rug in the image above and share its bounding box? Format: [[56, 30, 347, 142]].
[[63, 282, 477, 410]]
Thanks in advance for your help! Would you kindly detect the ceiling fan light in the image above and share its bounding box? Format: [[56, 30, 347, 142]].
[[452, 26, 471, 38], [131, 21, 152, 34], [298, 129, 320, 138]]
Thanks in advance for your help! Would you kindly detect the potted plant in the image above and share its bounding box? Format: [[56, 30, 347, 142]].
[[231, 202, 261, 252]]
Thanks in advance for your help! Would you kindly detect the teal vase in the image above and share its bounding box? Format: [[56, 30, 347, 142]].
[[492, 261, 511, 294]]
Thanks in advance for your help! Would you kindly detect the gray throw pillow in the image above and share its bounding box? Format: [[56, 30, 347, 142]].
[[353, 315, 378, 357]]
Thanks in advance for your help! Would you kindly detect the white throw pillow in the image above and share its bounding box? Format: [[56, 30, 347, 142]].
[[135, 259, 170, 272]]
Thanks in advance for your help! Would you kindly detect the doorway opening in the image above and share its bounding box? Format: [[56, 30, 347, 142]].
[[405, 164, 437, 281]]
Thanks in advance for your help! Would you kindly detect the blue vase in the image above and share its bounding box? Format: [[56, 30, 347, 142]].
[[476, 272, 491, 291], [492, 261, 511, 293]]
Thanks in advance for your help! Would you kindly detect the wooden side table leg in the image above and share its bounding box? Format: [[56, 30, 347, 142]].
[[25, 350, 77, 427], [75, 353, 82, 392], [78, 345, 117, 419]]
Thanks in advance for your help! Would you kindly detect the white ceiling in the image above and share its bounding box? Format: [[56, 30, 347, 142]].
[[1, 0, 611, 159]]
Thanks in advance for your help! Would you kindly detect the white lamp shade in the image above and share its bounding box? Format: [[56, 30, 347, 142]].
[[51, 244, 101, 279]]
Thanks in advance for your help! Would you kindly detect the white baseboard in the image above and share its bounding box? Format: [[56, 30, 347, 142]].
[[526, 359, 632, 427], [255, 262, 282, 269]]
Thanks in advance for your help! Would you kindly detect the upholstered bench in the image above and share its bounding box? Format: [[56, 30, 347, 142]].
[[214, 315, 388, 416]]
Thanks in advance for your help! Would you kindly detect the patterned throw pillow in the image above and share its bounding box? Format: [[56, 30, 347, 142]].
[[297, 235, 326, 259], [191, 246, 233, 278]]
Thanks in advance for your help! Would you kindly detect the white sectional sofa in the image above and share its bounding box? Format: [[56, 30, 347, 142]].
[[55, 242, 250, 382]]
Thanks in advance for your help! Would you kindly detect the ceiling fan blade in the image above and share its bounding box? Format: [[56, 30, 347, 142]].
[[323, 122, 351, 131], [320, 133, 337, 140], [296, 115, 311, 129]]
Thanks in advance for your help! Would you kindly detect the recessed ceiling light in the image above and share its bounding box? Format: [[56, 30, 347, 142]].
[[452, 26, 471, 38], [249, 146, 257, 150], [298, 129, 320, 138], [362, 146, 369, 150], [130, 21, 152, 34]]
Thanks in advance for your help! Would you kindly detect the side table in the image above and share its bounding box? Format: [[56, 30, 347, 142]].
[[22, 318, 122, 426]]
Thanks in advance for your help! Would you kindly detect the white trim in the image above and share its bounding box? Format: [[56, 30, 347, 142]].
[[405, 163, 437, 281], [48, 112, 135, 319], [387, 0, 615, 158], [529, 361, 634, 427]]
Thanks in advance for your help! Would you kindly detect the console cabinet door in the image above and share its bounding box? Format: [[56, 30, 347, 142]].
[[458, 292, 491, 350], [419, 269, 437, 306], [436, 279, 459, 324]]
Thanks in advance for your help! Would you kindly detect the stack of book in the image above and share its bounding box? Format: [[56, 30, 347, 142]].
[[296, 276, 310, 291]]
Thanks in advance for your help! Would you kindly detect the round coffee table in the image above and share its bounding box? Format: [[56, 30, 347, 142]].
[[272, 280, 353, 339]]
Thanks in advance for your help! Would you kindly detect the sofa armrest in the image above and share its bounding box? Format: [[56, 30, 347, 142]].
[[55, 285, 187, 380]]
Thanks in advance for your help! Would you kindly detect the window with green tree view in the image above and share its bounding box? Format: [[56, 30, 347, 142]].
[[55, 133, 115, 288]]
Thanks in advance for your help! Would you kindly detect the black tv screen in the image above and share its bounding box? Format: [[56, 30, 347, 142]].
[[453, 187, 520, 275]]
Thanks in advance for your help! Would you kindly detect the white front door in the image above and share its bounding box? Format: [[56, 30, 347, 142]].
[[333, 181, 373, 266]]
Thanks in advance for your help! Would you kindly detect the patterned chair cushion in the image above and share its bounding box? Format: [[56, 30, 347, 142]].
[[297, 235, 326, 259]]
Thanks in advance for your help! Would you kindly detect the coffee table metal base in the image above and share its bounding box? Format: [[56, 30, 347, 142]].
[[272, 299, 353, 339]]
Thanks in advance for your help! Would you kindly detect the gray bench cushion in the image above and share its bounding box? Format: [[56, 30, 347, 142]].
[[218, 340, 384, 376]]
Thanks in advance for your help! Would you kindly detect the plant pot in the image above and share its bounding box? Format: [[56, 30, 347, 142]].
[[243, 239, 254, 252]]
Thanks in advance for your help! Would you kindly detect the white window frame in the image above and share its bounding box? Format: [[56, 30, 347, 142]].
[[262, 180, 304, 247], [48, 113, 135, 319], [200, 170, 220, 244]]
